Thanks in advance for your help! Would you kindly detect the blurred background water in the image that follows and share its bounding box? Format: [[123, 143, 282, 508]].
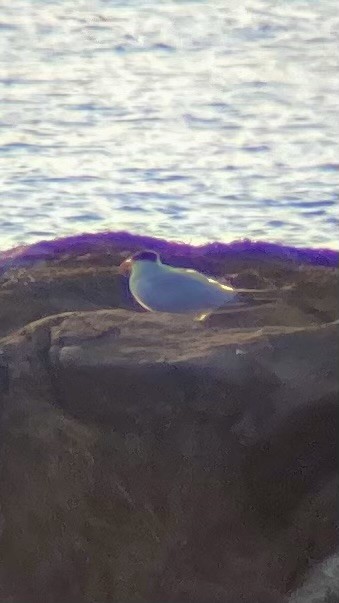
[[0, 0, 338, 252]]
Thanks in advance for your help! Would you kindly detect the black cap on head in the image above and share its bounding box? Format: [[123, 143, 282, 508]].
[[132, 250, 159, 262]]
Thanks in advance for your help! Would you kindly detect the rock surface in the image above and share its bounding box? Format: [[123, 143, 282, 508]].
[[0, 249, 338, 602]]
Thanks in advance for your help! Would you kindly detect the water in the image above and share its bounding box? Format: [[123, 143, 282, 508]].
[[0, 0, 338, 252]]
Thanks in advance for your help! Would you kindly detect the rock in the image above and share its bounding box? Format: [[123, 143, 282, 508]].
[[290, 552, 339, 602], [0, 265, 127, 339], [0, 353, 9, 395], [229, 268, 273, 289], [0, 249, 338, 602]]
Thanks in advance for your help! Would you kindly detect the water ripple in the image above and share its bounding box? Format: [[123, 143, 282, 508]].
[[0, 0, 338, 251]]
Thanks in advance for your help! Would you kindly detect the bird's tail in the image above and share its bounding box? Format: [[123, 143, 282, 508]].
[[197, 285, 294, 321], [235, 287, 282, 306]]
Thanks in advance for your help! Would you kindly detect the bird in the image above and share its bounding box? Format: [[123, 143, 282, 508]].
[[119, 250, 279, 320]]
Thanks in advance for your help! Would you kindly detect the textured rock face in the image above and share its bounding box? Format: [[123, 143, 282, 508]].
[[0, 253, 338, 602]]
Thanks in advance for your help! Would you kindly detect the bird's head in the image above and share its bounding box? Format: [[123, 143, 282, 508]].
[[118, 250, 160, 275]]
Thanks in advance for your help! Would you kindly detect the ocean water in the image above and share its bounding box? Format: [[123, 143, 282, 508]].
[[0, 0, 338, 252]]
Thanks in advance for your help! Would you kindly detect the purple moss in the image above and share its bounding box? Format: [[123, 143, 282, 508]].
[[0, 231, 338, 272]]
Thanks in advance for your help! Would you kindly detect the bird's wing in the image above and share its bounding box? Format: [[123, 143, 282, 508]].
[[166, 265, 234, 293], [131, 264, 236, 313]]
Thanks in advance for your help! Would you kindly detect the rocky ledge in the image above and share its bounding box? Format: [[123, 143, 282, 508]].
[[0, 244, 338, 603]]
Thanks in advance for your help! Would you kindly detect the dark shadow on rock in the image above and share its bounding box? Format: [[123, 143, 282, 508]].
[[242, 393, 338, 531]]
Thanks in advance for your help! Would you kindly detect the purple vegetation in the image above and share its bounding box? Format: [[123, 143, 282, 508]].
[[0, 231, 338, 273]]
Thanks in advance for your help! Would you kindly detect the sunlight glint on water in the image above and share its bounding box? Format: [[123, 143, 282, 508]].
[[0, 0, 338, 251]]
